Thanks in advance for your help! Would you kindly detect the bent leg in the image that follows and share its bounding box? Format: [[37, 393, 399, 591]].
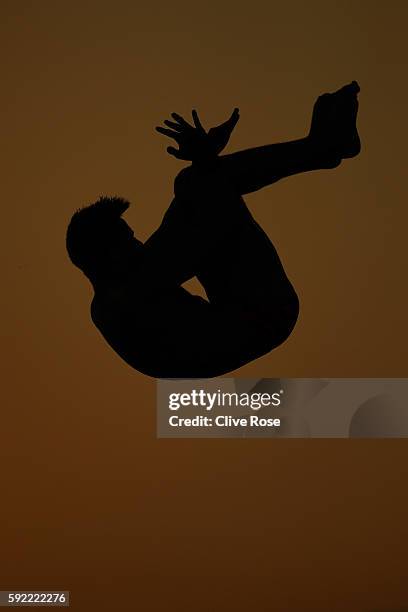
[[172, 164, 300, 346]]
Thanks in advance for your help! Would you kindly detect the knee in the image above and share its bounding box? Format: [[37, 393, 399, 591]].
[[174, 162, 231, 199], [174, 166, 193, 197], [277, 290, 299, 344], [173, 165, 206, 199], [282, 291, 300, 341], [261, 290, 300, 349]]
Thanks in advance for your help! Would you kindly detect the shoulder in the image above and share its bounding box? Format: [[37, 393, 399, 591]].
[[90, 288, 129, 317]]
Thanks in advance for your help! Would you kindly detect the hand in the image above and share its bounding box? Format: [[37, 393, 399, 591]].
[[155, 108, 240, 162]]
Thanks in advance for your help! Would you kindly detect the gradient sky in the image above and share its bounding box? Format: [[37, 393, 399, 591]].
[[1, 2, 408, 610]]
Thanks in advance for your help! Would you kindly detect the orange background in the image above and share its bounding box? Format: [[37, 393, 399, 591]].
[[1, 1, 408, 610]]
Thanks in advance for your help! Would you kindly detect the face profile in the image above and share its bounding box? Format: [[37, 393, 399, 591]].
[[106, 219, 142, 268]]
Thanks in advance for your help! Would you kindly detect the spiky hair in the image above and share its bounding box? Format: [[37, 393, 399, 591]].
[[66, 196, 130, 278]]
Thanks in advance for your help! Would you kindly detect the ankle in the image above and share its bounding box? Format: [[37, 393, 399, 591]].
[[304, 135, 342, 169]]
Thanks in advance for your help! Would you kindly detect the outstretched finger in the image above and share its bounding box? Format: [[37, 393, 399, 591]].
[[164, 119, 184, 131], [214, 108, 240, 133], [155, 126, 180, 140], [227, 107, 240, 126], [171, 112, 192, 129], [192, 109, 205, 132]]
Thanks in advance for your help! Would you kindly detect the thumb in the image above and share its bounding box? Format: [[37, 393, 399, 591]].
[[228, 107, 240, 125]]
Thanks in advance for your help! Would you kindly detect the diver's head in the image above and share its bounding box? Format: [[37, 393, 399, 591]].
[[66, 196, 142, 286]]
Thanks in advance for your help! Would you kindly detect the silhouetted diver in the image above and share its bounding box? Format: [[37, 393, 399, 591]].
[[66, 81, 361, 378]]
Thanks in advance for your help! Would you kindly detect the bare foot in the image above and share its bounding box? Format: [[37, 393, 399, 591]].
[[309, 81, 361, 160]]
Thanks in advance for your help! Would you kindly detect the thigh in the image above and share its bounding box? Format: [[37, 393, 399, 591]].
[[180, 164, 300, 337], [174, 163, 292, 301], [149, 163, 298, 329], [196, 202, 292, 308]]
